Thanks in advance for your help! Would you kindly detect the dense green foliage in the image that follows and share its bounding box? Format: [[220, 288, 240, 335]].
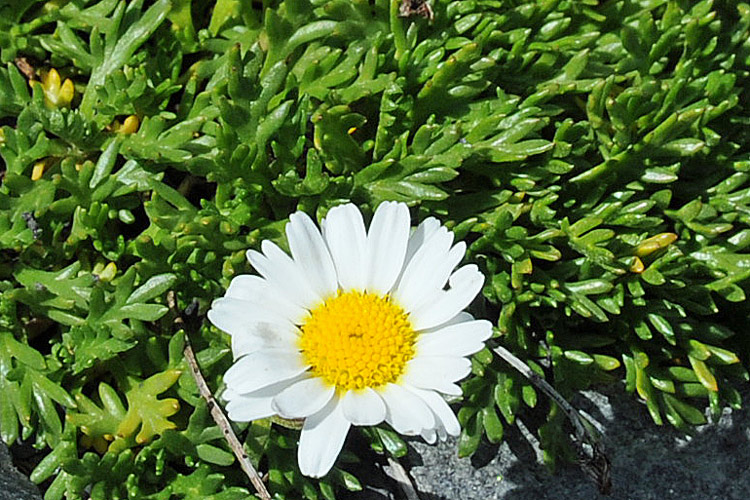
[[0, 0, 749, 498]]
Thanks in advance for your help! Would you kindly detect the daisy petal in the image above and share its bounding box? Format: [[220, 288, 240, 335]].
[[366, 201, 410, 294], [209, 296, 296, 331], [208, 297, 293, 337], [225, 274, 265, 301], [437, 426, 448, 441], [427, 241, 466, 291], [395, 227, 464, 312], [322, 204, 368, 290], [416, 320, 493, 357], [287, 211, 338, 300], [209, 297, 299, 360], [422, 311, 474, 333], [225, 394, 274, 422], [272, 377, 335, 419], [224, 376, 304, 421], [224, 349, 307, 394], [397, 224, 452, 284], [340, 388, 386, 425], [409, 264, 485, 331], [247, 241, 319, 310], [241, 319, 298, 350], [406, 386, 461, 436], [379, 383, 435, 435], [420, 427, 437, 444], [298, 399, 351, 478], [230, 321, 300, 360], [226, 274, 307, 323], [403, 217, 441, 266], [402, 356, 472, 395]]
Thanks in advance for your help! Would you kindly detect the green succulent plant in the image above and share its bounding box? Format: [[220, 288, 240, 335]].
[[0, 0, 748, 498]]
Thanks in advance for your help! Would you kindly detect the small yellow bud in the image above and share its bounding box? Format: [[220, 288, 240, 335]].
[[629, 256, 645, 274], [31, 161, 46, 181], [45, 68, 61, 90], [113, 115, 140, 135], [40, 68, 75, 108], [119, 115, 140, 134], [347, 126, 357, 135], [99, 262, 118, 282], [59, 79, 75, 103]]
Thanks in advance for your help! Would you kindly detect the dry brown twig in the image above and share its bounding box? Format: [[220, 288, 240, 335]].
[[167, 292, 272, 500], [492, 345, 612, 495], [386, 456, 422, 500]]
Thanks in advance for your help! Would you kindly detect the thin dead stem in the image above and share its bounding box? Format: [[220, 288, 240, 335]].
[[492, 344, 612, 495], [386, 456, 422, 500], [169, 292, 272, 500]]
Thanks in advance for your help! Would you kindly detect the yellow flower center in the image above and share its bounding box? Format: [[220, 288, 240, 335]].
[[298, 291, 416, 391]]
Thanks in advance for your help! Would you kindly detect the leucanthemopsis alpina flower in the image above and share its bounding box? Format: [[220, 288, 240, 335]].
[[208, 201, 491, 477]]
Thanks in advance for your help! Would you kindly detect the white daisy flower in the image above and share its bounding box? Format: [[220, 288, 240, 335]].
[[208, 201, 491, 478]]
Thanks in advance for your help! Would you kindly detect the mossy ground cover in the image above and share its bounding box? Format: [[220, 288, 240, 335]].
[[0, 0, 749, 498]]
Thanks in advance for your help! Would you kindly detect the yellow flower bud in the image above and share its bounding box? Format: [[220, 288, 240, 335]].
[[117, 115, 140, 135], [629, 256, 645, 274], [99, 262, 118, 282], [31, 161, 46, 181], [40, 68, 75, 108]]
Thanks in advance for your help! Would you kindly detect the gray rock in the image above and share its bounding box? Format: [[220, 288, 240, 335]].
[[0, 441, 42, 500], [407, 385, 750, 500]]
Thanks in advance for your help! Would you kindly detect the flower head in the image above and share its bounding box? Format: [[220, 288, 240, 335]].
[[209, 202, 491, 477]]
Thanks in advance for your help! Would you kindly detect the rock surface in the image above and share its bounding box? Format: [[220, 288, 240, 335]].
[[0, 440, 42, 500], [406, 384, 750, 500]]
